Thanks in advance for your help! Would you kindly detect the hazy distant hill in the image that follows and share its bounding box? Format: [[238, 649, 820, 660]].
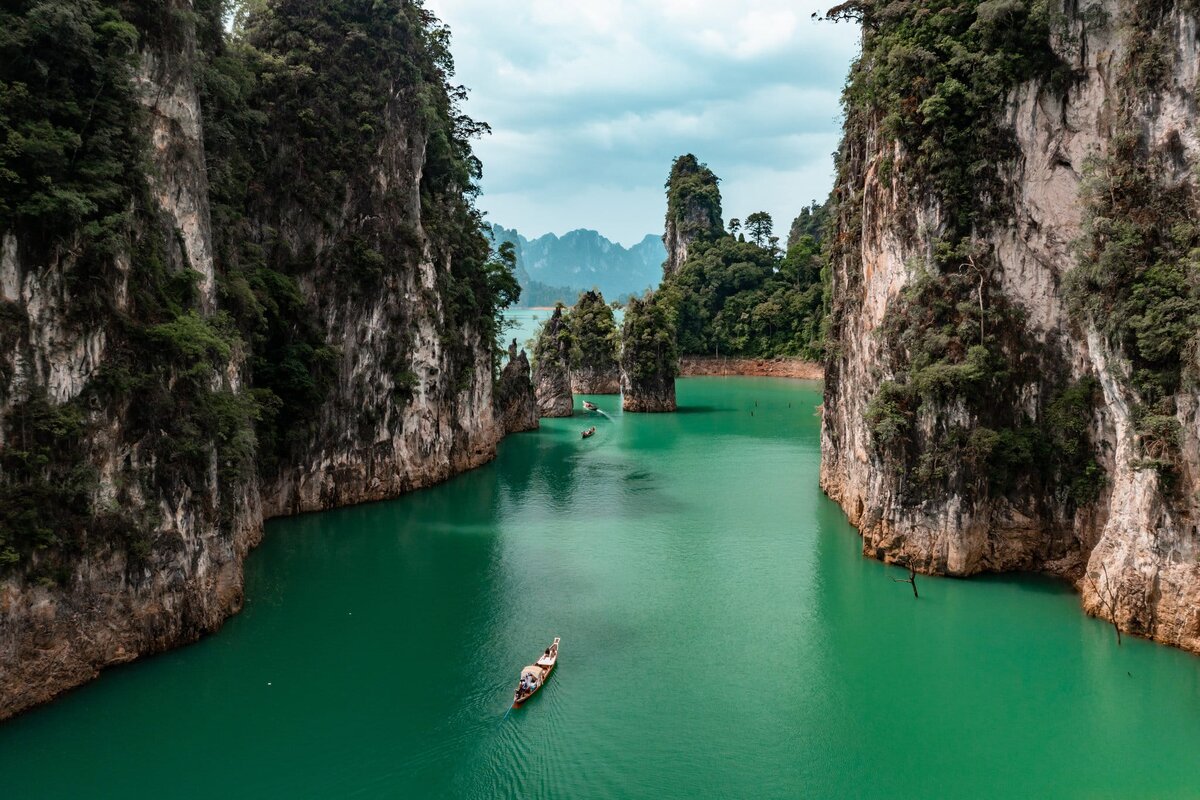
[[490, 224, 664, 305]]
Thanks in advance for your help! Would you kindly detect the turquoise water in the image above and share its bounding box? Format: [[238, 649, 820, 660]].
[[3, 378, 1200, 798], [504, 308, 550, 351]]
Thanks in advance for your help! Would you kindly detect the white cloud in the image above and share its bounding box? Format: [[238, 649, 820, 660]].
[[425, 0, 859, 245]]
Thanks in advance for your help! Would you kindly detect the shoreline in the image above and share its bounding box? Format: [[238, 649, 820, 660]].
[[678, 356, 823, 380]]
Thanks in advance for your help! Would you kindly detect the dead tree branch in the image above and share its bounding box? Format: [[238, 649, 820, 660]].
[[893, 563, 919, 599]]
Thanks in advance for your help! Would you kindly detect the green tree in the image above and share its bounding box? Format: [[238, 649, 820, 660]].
[[569, 290, 619, 373], [657, 158, 830, 361], [743, 212, 774, 249]]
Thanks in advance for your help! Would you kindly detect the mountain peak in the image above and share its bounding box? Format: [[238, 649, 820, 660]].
[[490, 224, 665, 305]]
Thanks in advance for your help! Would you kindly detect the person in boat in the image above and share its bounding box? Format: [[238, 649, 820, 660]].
[[544, 648, 551, 658]]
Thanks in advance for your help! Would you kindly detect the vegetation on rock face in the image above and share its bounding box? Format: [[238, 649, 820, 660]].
[[824, 0, 1113, 508], [620, 293, 679, 383], [0, 0, 517, 574], [216, 0, 518, 448], [568, 290, 619, 377], [0, 0, 143, 262], [787, 200, 831, 249], [0, 0, 253, 572], [1065, 1, 1200, 484], [665, 155, 725, 244], [828, 0, 1070, 238], [531, 303, 574, 416], [864, 267, 1104, 505], [495, 338, 538, 433], [658, 157, 829, 361], [531, 304, 574, 371]]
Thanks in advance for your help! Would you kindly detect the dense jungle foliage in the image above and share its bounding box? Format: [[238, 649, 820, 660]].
[[658, 157, 829, 361], [829, 0, 1070, 237], [621, 293, 679, 384], [567, 291, 619, 376], [0, 0, 516, 573]]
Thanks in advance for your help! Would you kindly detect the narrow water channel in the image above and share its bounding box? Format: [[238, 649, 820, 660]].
[[3, 378, 1199, 798]]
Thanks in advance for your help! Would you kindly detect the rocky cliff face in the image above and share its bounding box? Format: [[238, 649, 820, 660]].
[[572, 364, 621, 395], [1, 3, 263, 719], [532, 305, 574, 417], [0, 1, 510, 719], [822, 0, 1200, 652], [662, 154, 724, 279], [569, 290, 621, 394], [621, 294, 678, 412], [572, 365, 621, 395], [496, 341, 539, 434]]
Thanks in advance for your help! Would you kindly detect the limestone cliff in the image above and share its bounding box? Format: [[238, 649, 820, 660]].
[[496, 341, 539, 434], [662, 154, 724, 279], [569, 291, 621, 394], [822, 0, 1200, 652], [0, 1, 511, 718], [532, 305, 574, 417], [621, 294, 678, 412]]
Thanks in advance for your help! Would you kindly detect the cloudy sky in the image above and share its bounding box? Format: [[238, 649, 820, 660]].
[[423, 1, 860, 246]]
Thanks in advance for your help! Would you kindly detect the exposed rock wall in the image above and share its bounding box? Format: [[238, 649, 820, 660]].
[[822, 0, 1200, 652], [0, 2, 506, 719], [662, 154, 724, 279], [1, 5, 263, 720], [496, 341, 539, 434], [532, 305, 574, 417], [572, 365, 620, 395]]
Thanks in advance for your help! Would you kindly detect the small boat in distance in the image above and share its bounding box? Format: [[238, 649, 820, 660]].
[[582, 401, 598, 412], [514, 637, 559, 706], [581, 426, 596, 439]]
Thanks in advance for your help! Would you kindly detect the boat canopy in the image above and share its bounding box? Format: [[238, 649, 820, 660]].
[[520, 665, 544, 680]]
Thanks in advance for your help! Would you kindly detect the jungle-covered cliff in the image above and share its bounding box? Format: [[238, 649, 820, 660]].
[[822, 0, 1200, 651], [0, 0, 517, 718], [658, 155, 829, 361]]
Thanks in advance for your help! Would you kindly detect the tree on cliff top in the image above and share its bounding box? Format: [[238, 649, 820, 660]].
[[532, 303, 573, 370], [657, 159, 830, 361], [569, 290, 619, 373], [621, 293, 678, 382], [744, 211, 776, 250], [787, 200, 830, 248], [665, 154, 724, 241]]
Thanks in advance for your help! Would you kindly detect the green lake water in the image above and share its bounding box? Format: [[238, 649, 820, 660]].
[[3, 378, 1200, 798]]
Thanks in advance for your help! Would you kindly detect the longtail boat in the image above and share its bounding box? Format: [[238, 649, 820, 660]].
[[581, 426, 596, 439], [583, 401, 599, 411], [513, 637, 559, 706]]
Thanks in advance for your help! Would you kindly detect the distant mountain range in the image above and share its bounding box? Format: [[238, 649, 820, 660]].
[[489, 224, 665, 306]]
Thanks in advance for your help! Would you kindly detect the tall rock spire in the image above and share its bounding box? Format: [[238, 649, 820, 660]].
[[662, 154, 724, 279]]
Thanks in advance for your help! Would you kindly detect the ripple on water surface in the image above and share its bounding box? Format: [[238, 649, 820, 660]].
[[2, 378, 1200, 799]]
